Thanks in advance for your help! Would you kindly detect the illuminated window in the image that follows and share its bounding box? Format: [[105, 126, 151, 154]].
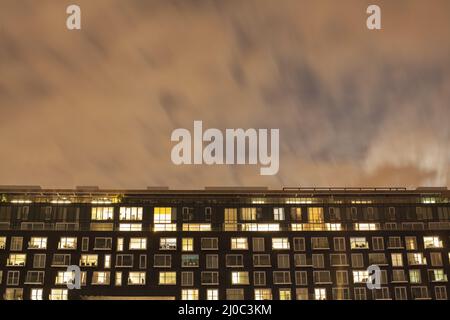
[[55, 271, 74, 285], [391, 253, 403, 267], [7, 254, 26, 266], [296, 288, 309, 300], [104, 254, 111, 268], [181, 289, 198, 300], [207, 289, 219, 300], [407, 253, 426, 265], [128, 272, 146, 285], [350, 237, 369, 249], [115, 272, 122, 286], [160, 238, 177, 250], [182, 223, 211, 231], [182, 238, 194, 251], [353, 270, 369, 283], [91, 207, 114, 220], [231, 237, 248, 250], [129, 238, 147, 250], [119, 223, 142, 231], [0, 237, 6, 249], [255, 289, 272, 300], [314, 288, 327, 300], [30, 288, 43, 300], [92, 271, 110, 285], [290, 207, 302, 220], [49, 289, 68, 300], [354, 223, 379, 231], [240, 208, 257, 220], [159, 272, 176, 285], [28, 237, 47, 249], [117, 238, 124, 251], [308, 207, 324, 223], [58, 237, 77, 250], [423, 236, 443, 249], [224, 208, 238, 231], [226, 289, 244, 300], [273, 208, 285, 221], [272, 238, 290, 250], [241, 223, 280, 231], [428, 269, 447, 282], [79, 254, 98, 267], [405, 237, 417, 250], [409, 270, 421, 283], [154, 207, 172, 223], [232, 271, 249, 285], [119, 207, 142, 220]]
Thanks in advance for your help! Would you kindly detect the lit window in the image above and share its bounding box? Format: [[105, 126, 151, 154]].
[[272, 238, 290, 250], [129, 238, 147, 250], [7, 254, 26, 266], [58, 237, 77, 250], [423, 236, 443, 249], [159, 272, 176, 285], [182, 238, 194, 252], [273, 208, 285, 221], [231, 237, 248, 250], [354, 223, 379, 231], [182, 223, 211, 231], [119, 207, 143, 220], [391, 253, 403, 267], [55, 271, 75, 285], [49, 289, 68, 300], [0, 237, 6, 249], [405, 237, 417, 250], [160, 238, 177, 250], [314, 288, 327, 300], [30, 288, 43, 300], [207, 289, 219, 300], [240, 208, 257, 220], [154, 207, 172, 223], [117, 238, 124, 251], [91, 207, 114, 220], [279, 289, 291, 300], [115, 272, 122, 286], [105, 254, 111, 268], [409, 270, 421, 283], [255, 289, 272, 300], [308, 207, 324, 223], [353, 270, 369, 283], [92, 271, 110, 285], [118, 223, 142, 231], [241, 223, 280, 231], [128, 272, 146, 285], [28, 237, 47, 249], [181, 289, 198, 300], [350, 237, 369, 249], [80, 254, 98, 267], [407, 253, 426, 265], [231, 271, 249, 285]]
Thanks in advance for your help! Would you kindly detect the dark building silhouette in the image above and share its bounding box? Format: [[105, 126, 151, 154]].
[[0, 186, 449, 300]]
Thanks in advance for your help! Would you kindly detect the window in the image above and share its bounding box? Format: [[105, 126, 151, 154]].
[[232, 272, 249, 285], [354, 288, 367, 300], [4, 288, 23, 300], [182, 207, 193, 221], [351, 254, 364, 268], [330, 253, 348, 266], [81, 237, 89, 251], [255, 289, 272, 300], [0, 236, 6, 249], [7, 271, 20, 285], [430, 252, 443, 266], [293, 237, 305, 251], [231, 237, 248, 250], [332, 288, 350, 300], [154, 207, 175, 231], [25, 272, 43, 287], [182, 254, 199, 267], [423, 236, 443, 249], [308, 207, 324, 223], [253, 254, 271, 267], [206, 254, 218, 269], [201, 271, 219, 285], [391, 253, 403, 267], [181, 272, 194, 286], [350, 237, 369, 249], [333, 237, 346, 251], [405, 237, 417, 250], [115, 254, 133, 267], [10, 237, 23, 251], [91, 207, 114, 220], [94, 237, 112, 250], [273, 208, 285, 220], [154, 254, 172, 267], [55, 271, 74, 285], [296, 288, 309, 300], [159, 272, 176, 285], [129, 238, 147, 250], [224, 208, 238, 231], [295, 271, 308, 286], [329, 207, 341, 221], [92, 272, 110, 285], [272, 238, 290, 250], [226, 254, 244, 267], [119, 223, 142, 231], [290, 207, 302, 220], [353, 270, 369, 283], [80, 254, 98, 267], [369, 253, 388, 265], [33, 254, 46, 269], [160, 238, 176, 250], [372, 237, 384, 250], [314, 288, 327, 300], [226, 288, 244, 300], [49, 289, 68, 300], [394, 287, 408, 300], [182, 238, 194, 251], [311, 237, 329, 249], [354, 223, 379, 231], [314, 271, 331, 284], [207, 289, 219, 300], [105, 254, 111, 268], [182, 223, 211, 231], [119, 207, 142, 220], [388, 237, 402, 248], [115, 272, 122, 286], [312, 254, 324, 268], [407, 253, 426, 265], [117, 238, 124, 251], [28, 237, 47, 249], [273, 271, 291, 284], [51, 254, 70, 266], [139, 255, 146, 269], [252, 238, 265, 252], [411, 286, 429, 299], [254, 271, 266, 286], [201, 238, 218, 250], [429, 269, 447, 282], [240, 208, 257, 220], [336, 270, 348, 285], [58, 237, 77, 250], [31, 289, 43, 301], [205, 207, 212, 221], [277, 254, 290, 268], [181, 289, 199, 300], [409, 270, 421, 283], [435, 286, 448, 300], [7, 253, 26, 266], [128, 272, 146, 285]]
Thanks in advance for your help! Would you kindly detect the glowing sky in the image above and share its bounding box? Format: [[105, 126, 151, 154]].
[[0, 0, 449, 189]]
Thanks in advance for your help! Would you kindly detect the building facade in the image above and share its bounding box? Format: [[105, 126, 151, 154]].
[[0, 186, 449, 300]]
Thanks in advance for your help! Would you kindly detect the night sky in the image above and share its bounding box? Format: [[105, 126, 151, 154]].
[[0, 0, 449, 189]]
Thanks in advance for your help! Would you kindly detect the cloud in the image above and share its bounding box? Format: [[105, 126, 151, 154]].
[[0, 0, 449, 189]]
